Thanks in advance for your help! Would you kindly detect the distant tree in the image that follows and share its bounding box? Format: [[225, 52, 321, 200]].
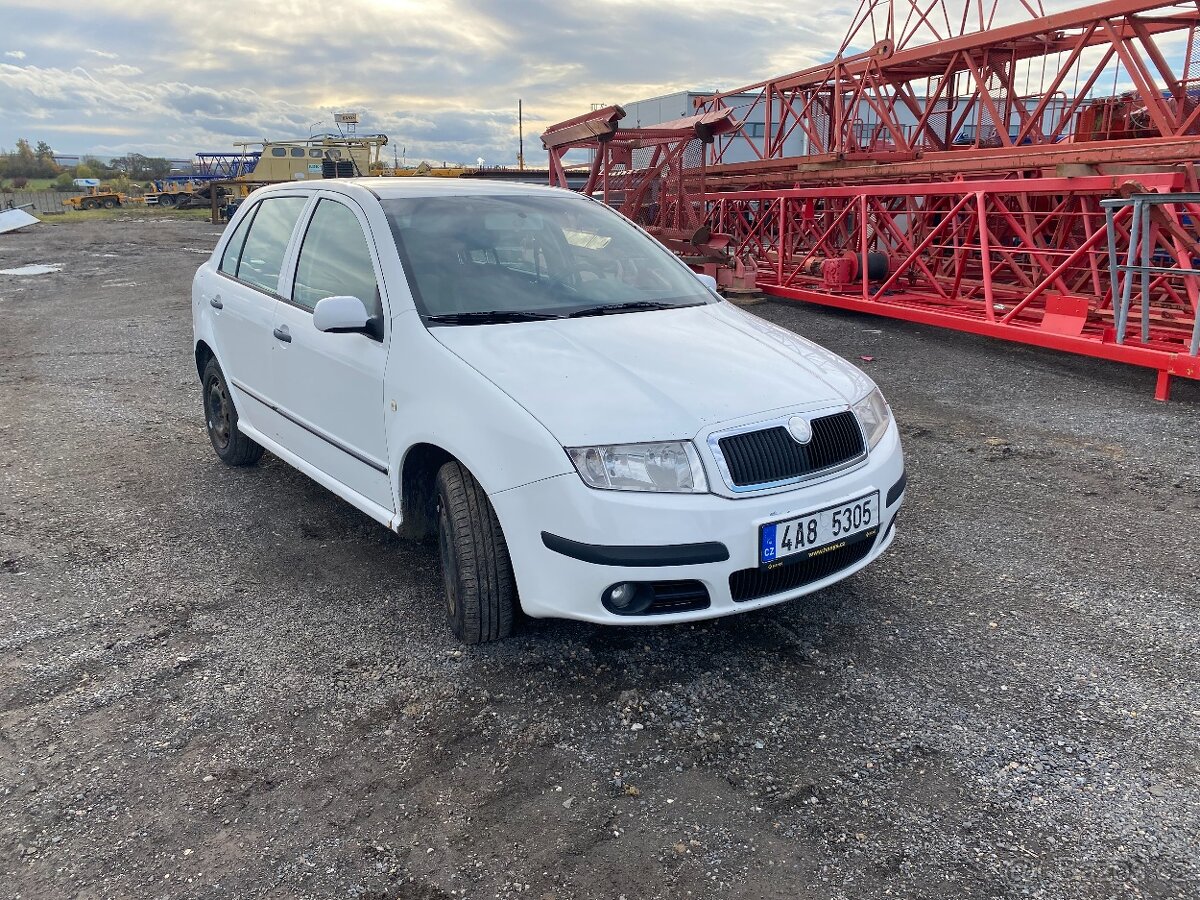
[[74, 162, 96, 179], [113, 153, 173, 180], [53, 172, 74, 191], [11, 176, 28, 189], [143, 157, 172, 179], [78, 156, 117, 178], [34, 142, 60, 177], [14, 138, 36, 168]]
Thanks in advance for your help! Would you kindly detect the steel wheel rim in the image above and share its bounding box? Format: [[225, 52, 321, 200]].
[[206, 378, 231, 450]]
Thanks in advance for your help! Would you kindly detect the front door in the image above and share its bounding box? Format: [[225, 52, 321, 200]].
[[267, 195, 392, 511]]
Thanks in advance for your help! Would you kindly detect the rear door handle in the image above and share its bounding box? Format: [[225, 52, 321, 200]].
[[209, 296, 223, 309], [273, 325, 292, 343]]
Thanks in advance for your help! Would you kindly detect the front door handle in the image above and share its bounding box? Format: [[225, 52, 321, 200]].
[[273, 325, 292, 343], [209, 296, 223, 309]]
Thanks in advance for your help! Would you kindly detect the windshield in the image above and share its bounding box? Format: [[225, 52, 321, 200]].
[[382, 193, 715, 322]]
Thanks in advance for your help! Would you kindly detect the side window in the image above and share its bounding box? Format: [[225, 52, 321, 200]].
[[290, 147, 305, 158], [271, 147, 287, 157], [234, 197, 308, 294], [219, 204, 258, 276], [292, 199, 380, 315]]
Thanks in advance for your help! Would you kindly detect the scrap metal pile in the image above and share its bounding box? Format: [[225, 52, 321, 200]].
[[543, 0, 1200, 398]]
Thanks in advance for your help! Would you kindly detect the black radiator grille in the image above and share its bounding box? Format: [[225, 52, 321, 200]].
[[729, 536, 874, 602], [717, 411, 865, 488]]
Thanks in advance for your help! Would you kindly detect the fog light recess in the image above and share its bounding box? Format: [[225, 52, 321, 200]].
[[602, 582, 655, 615]]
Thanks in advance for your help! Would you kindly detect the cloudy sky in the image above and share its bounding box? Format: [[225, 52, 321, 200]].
[[2, 0, 1085, 166]]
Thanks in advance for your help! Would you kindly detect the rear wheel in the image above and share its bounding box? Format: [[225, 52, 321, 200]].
[[101, 197, 117, 209], [158, 193, 175, 207], [435, 461, 517, 644], [202, 357, 263, 466], [82, 198, 100, 210]]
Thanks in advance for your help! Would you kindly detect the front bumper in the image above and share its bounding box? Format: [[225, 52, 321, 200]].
[[490, 420, 906, 623]]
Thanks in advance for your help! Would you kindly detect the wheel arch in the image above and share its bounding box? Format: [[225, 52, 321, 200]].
[[194, 339, 216, 382], [397, 442, 457, 540]]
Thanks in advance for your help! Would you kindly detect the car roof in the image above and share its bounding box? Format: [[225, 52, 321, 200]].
[[256, 176, 577, 201]]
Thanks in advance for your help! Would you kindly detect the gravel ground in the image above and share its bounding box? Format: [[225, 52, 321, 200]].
[[1, 217, 1198, 900]]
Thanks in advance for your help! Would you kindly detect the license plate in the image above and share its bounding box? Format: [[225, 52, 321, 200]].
[[759, 492, 880, 567]]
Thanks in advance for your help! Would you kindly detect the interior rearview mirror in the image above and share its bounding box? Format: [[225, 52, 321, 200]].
[[313, 295, 370, 333]]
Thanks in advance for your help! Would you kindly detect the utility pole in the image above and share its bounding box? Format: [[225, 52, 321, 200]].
[[518, 99, 524, 171]]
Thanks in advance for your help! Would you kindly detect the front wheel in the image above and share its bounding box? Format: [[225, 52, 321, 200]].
[[202, 357, 263, 466], [435, 461, 517, 644]]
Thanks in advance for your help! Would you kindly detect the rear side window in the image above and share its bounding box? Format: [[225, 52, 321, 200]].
[[292, 199, 379, 314], [219, 205, 258, 276], [233, 197, 308, 294]]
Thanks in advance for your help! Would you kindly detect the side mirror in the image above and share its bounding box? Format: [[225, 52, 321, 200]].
[[694, 273, 718, 293], [313, 295, 370, 333]]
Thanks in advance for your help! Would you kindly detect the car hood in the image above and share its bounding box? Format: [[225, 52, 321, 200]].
[[431, 301, 874, 446]]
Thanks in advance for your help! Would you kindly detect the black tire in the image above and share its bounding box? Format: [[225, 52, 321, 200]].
[[202, 357, 263, 466], [82, 198, 100, 210], [158, 193, 175, 208], [101, 197, 117, 209], [435, 461, 517, 644]]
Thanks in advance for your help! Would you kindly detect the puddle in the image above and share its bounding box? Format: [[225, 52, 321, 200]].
[[0, 264, 62, 276]]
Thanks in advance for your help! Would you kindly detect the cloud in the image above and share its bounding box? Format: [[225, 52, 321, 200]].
[[97, 64, 142, 77], [0, 0, 1178, 164], [4, 50, 26, 59]]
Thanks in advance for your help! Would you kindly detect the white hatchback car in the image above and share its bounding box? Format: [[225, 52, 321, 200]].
[[193, 178, 905, 642]]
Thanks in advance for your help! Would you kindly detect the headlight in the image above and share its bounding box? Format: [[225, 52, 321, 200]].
[[852, 388, 892, 450], [566, 441, 709, 493]]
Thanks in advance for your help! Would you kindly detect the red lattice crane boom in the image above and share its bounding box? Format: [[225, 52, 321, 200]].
[[543, 1, 1200, 398]]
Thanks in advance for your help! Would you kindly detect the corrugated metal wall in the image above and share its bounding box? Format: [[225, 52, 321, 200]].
[[2, 191, 86, 214]]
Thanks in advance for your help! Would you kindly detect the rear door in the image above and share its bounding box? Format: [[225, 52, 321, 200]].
[[267, 194, 393, 511], [208, 194, 310, 432]]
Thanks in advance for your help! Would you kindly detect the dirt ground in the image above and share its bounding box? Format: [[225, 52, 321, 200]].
[[1, 216, 1198, 900]]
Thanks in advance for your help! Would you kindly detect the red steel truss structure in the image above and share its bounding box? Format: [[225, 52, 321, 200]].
[[542, 106, 738, 256], [543, 0, 1200, 398]]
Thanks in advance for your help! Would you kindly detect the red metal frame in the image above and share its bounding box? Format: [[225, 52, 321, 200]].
[[542, 107, 737, 253], [699, 1, 1200, 182], [705, 175, 1199, 398], [545, 1, 1200, 396]]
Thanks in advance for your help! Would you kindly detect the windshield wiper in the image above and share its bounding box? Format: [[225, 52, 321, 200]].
[[566, 300, 682, 318], [424, 310, 564, 325]]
